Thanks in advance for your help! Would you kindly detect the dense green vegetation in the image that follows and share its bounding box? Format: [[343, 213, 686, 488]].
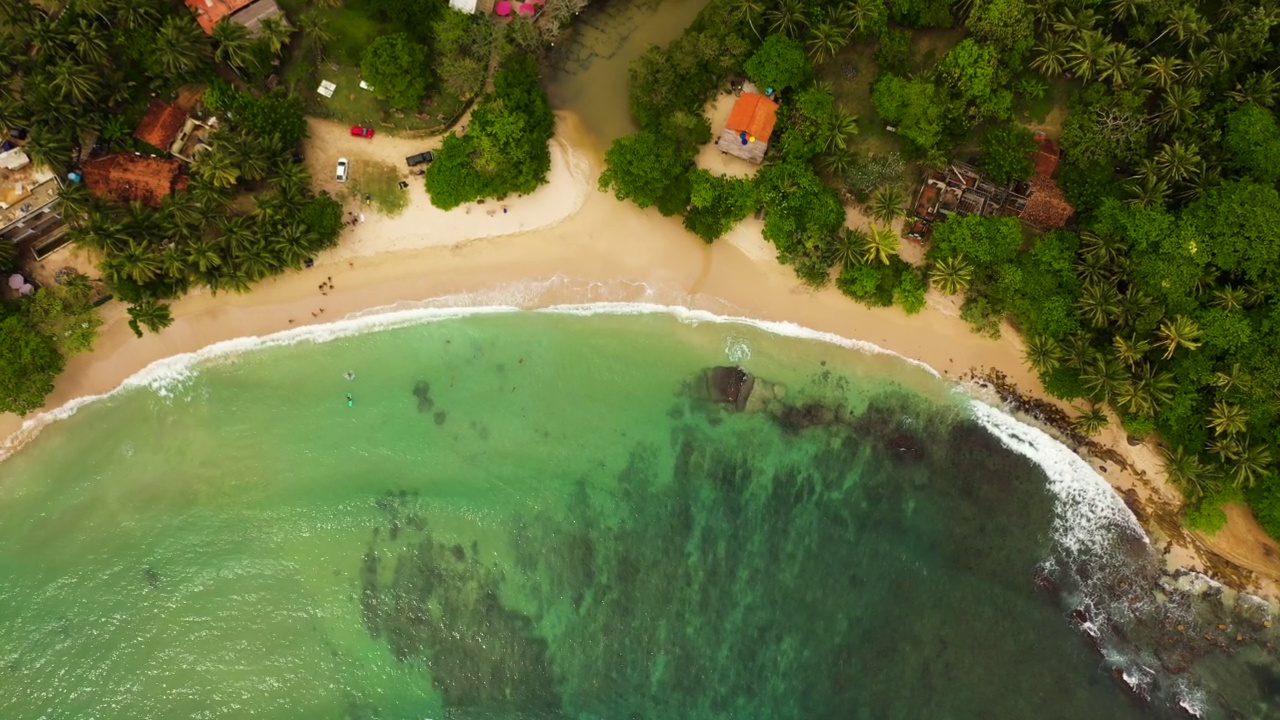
[[600, 0, 1280, 539], [426, 54, 556, 210]]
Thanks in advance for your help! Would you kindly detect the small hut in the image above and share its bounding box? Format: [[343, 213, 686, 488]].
[[715, 92, 779, 165]]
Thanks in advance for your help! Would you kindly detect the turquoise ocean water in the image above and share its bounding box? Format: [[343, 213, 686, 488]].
[[0, 309, 1276, 719]]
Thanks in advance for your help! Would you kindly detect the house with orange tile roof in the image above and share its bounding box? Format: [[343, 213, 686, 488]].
[[184, 0, 285, 35], [134, 100, 189, 152], [82, 155, 187, 207], [715, 92, 779, 164]]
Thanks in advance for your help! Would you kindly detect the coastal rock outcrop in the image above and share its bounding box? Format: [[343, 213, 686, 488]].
[[704, 366, 755, 412]]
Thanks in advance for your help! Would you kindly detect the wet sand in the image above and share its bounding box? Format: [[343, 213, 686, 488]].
[[2, 114, 1277, 607]]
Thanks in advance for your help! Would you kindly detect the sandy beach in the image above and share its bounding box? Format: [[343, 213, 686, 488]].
[[3, 112, 1278, 605]]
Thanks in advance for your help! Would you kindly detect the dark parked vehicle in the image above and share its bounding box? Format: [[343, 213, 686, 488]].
[[406, 150, 434, 167]]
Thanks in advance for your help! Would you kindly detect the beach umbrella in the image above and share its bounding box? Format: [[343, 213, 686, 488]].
[[18, 283, 32, 295], [517, 2, 535, 15], [495, 0, 512, 15], [8, 273, 22, 289]]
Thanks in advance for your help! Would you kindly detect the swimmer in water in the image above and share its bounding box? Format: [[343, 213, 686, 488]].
[[343, 371, 355, 381], [346, 393, 354, 407]]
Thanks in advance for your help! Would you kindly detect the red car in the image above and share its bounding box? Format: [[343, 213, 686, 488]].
[[350, 126, 374, 138]]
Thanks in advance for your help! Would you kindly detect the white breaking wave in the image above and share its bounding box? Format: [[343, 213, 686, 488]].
[[967, 400, 1145, 556]]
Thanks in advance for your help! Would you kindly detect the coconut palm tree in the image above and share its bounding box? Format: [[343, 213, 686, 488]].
[[259, 16, 294, 58], [831, 227, 868, 268], [1111, 333, 1152, 368], [1180, 49, 1217, 84], [929, 255, 974, 296], [1156, 314, 1203, 358], [806, 22, 844, 64], [1066, 29, 1109, 80], [1212, 362, 1250, 393], [195, 145, 241, 188], [1052, 6, 1099, 38], [819, 147, 856, 177], [1116, 287, 1157, 327], [1228, 70, 1279, 108], [110, 0, 160, 30], [1156, 86, 1201, 133], [23, 130, 74, 171], [1109, 0, 1146, 21], [766, 0, 806, 38], [1097, 42, 1140, 87], [1207, 400, 1248, 436], [106, 238, 162, 285], [1162, 445, 1211, 501], [1121, 361, 1176, 416], [127, 299, 173, 337], [1154, 140, 1201, 182], [298, 11, 334, 65], [48, 59, 101, 104], [0, 237, 16, 269], [731, 0, 764, 39], [1024, 333, 1062, 374], [1073, 405, 1109, 436], [824, 108, 858, 153], [153, 15, 210, 77], [1126, 173, 1169, 207], [68, 17, 109, 65], [862, 224, 899, 265], [1031, 35, 1069, 77], [1082, 351, 1130, 404], [868, 185, 906, 225], [1210, 286, 1246, 311], [1077, 280, 1121, 327], [1230, 442, 1272, 489], [1143, 55, 1182, 89], [212, 18, 256, 71], [1167, 5, 1209, 47]]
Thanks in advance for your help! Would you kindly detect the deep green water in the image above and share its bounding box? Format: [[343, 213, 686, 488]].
[[0, 311, 1273, 719]]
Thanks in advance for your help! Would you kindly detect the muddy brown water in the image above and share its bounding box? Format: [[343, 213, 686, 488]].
[[546, 0, 712, 152]]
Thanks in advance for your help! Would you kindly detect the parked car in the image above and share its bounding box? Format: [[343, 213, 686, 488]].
[[405, 150, 434, 167], [350, 126, 374, 138], [336, 158, 349, 182]]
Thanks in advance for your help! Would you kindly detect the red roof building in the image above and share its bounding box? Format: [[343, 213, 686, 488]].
[[184, 0, 254, 34], [82, 155, 185, 207], [715, 92, 780, 164], [134, 100, 188, 152], [1031, 131, 1062, 178]]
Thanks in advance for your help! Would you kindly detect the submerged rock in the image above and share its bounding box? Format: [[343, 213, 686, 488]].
[[704, 366, 755, 411]]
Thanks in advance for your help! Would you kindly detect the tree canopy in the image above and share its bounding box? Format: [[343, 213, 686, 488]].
[[743, 34, 811, 93], [360, 33, 433, 110]]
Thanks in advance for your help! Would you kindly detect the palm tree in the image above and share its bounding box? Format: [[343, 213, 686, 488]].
[[1180, 49, 1217, 85], [195, 145, 241, 188], [831, 227, 868, 268], [1207, 400, 1248, 436], [1082, 351, 1130, 404], [234, 142, 270, 182], [127, 299, 174, 337], [1121, 361, 1176, 416], [1156, 314, 1203, 358], [298, 11, 334, 65], [1097, 42, 1139, 87], [1077, 280, 1121, 327], [1031, 35, 1068, 77], [1066, 30, 1108, 80], [1167, 5, 1208, 47], [258, 16, 294, 58], [1024, 333, 1062, 374], [1231, 442, 1272, 489], [68, 17, 109, 65], [846, 0, 880, 37], [1156, 86, 1201, 133], [1052, 7, 1099, 39], [929, 255, 974, 296], [1228, 70, 1279, 108], [1210, 286, 1245, 311], [1212, 362, 1250, 393], [765, 0, 806, 38], [1116, 287, 1156, 327], [824, 108, 858, 153], [153, 15, 209, 78], [731, 0, 764, 39], [1143, 55, 1182, 90], [819, 147, 855, 177], [1162, 445, 1211, 501], [23, 130, 73, 171], [1109, 0, 1145, 22], [110, 0, 160, 30], [1155, 140, 1201, 182], [57, 182, 95, 228], [868, 185, 906, 224], [48, 59, 101, 104], [107, 238, 162, 284], [0, 236, 16, 269], [212, 18, 256, 71], [806, 22, 844, 64], [1073, 405, 1109, 436], [184, 243, 222, 275], [1062, 331, 1096, 371], [1111, 333, 1151, 368], [862, 224, 899, 265], [1126, 173, 1169, 207]]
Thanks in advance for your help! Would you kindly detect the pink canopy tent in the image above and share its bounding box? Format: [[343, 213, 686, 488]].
[[517, 3, 536, 15], [494, 0, 512, 15]]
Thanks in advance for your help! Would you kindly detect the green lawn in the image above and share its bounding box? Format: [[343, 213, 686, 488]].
[[278, 1, 467, 135], [819, 42, 901, 157], [348, 160, 409, 217]]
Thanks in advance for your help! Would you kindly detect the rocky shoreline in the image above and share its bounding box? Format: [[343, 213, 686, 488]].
[[697, 364, 1280, 717]]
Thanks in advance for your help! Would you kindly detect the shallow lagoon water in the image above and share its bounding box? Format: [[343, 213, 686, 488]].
[[0, 310, 1274, 719]]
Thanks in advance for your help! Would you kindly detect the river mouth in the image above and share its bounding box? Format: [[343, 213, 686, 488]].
[[545, 0, 712, 150]]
